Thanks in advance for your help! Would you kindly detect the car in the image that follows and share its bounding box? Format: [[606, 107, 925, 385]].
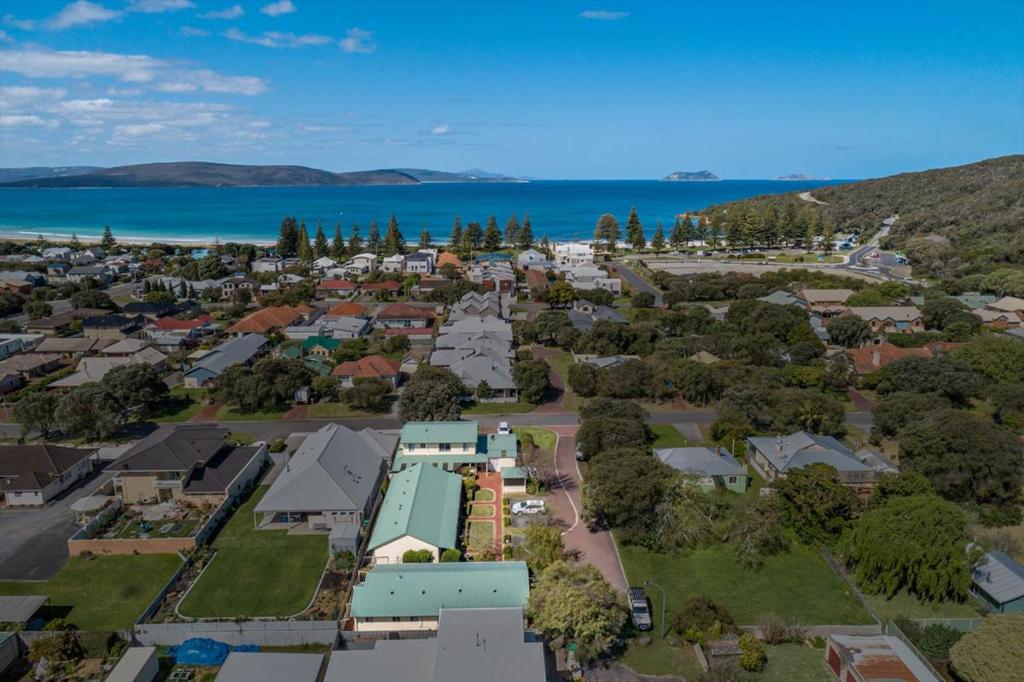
[[575, 449, 585, 461], [497, 421, 510, 435], [628, 587, 653, 631], [511, 499, 545, 515], [870, 251, 881, 259]]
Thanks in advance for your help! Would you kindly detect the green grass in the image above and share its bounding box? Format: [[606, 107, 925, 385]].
[[0, 555, 182, 630], [470, 504, 495, 517], [761, 644, 834, 681], [649, 424, 689, 449], [216, 406, 288, 421], [619, 638, 703, 679], [178, 486, 327, 619], [474, 489, 495, 502], [462, 401, 537, 415], [617, 538, 873, 627], [467, 520, 495, 552], [307, 402, 377, 418], [863, 590, 981, 621], [513, 426, 558, 453], [544, 350, 584, 411], [149, 397, 205, 423]]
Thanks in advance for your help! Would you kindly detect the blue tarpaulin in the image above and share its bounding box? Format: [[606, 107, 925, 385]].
[[169, 638, 260, 666]]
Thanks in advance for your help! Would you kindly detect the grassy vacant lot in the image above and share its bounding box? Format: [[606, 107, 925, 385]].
[[0, 555, 182, 630], [649, 424, 689, 449], [150, 391, 206, 423], [216, 406, 288, 422], [178, 486, 327, 619], [863, 590, 980, 621], [307, 402, 377, 419], [617, 539, 872, 627], [462, 401, 537, 415]]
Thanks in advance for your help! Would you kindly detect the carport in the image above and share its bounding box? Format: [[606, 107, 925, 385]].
[[0, 595, 49, 626]]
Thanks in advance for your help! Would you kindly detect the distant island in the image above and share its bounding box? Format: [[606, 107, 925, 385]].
[[661, 170, 720, 182], [0, 162, 522, 188], [776, 173, 825, 181]]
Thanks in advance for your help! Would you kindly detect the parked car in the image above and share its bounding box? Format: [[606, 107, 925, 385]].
[[511, 499, 545, 515], [627, 587, 653, 631], [497, 421, 510, 435], [575, 449, 585, 461]]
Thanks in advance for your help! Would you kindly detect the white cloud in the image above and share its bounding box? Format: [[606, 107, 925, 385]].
[[153, 81, 199, 92], [579, 10, 629, 20], [113, 122, 166, 136], [0, 29, 12, 43], [0, 85, 68, 111], [0, 114, 60, 127], [179, 25, 209, 37], [56, 98, 114, 112], [46, 1, 122, 30], [260, 0, 296, 17], [3, 14, 37, 30], [189, 69, 267, 95], [339, 27, 375, 54], [430, 123, 452, 135], [198, 4, 243, 20], [223, 27, 331, 48], [126, 0, 194, 12]]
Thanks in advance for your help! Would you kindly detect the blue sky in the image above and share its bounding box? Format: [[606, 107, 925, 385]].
[[0, 0, 1021, 178]]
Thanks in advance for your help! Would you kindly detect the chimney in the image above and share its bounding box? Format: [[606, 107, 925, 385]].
[[872, 350, 881, 367], [774, 436, 782, 453]]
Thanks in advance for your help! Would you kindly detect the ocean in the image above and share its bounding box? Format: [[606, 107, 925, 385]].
[[0, 179, 848, 245]]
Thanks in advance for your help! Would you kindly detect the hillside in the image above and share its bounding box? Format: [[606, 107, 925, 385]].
[[0, 162, 419, 188], [662, 170, 720, 181], [0, 166, 105, 183], [704, 155, 1024, 277], [395, 168, 520, 183]]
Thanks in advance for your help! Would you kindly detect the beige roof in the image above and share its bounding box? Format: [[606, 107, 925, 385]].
[[50, 348, 166, 388], [100, 338, 152, 355], [847, 306, 922, 322], [990, 296, 1024, 313], [690, 350, 721, 365], [798, 288, 855, 304], [974, 308, 1018, 323]]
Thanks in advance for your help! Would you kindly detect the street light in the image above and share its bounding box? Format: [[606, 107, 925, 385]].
[[645, 579, 667, 639]]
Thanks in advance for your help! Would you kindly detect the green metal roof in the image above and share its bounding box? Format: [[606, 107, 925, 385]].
[[350, 561, 530, 618], [302, 335, 341, 351], [500, 466, 526, 479], [400, 421, 479, 445], [369, 463, 462, 551], [479, 432, 517, 458], [391, 452, 490, 472]]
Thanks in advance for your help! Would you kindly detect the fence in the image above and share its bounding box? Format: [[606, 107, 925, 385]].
[[883, 620, 947, 680], [134, 620, 340, 647], [909, 618, 985, 633]]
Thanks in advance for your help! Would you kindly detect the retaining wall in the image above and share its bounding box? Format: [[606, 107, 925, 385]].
[[134, 620, 339, 647]]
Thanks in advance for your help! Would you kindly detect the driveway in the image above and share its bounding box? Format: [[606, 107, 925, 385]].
[[613, 264, 663, 307], [0, 469, 113, 580], [546, 426, 628, 593]]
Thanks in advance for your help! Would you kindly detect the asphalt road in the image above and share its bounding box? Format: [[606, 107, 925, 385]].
[[612, 264, 663, 307]]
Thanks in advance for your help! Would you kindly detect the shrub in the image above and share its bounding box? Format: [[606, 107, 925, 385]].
[[401, 549, 433, 563], [758, 614, 803, 645], [440, 548, 462, 562], [463, 477, 479, 499], [672, 596, 738, 643], [738, 633, 767, 672], [268, 438, 287, 453]]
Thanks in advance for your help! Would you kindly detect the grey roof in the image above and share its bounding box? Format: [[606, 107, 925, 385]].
[[972, 549, 1024, 605], [0, 595, 48, 622], [583, 354, 639, 369], [183, 445, 262, 494], [434, 330, 513, 352], [323, 316, 369, 335], [746, 432, 875, 475], [430, 343, 512, 369], [100, 338, 152, 354], [216, 652, 323, 682], [759, 290, 801, 307], [449, 291, 504, 320], [107, 425, 228, 472], [656, 447, 746, 478], [568, 304, 628, 331], [448, 355, 516, 390], [324, 608, 544, 682], [185, 333, 266, 379], [68, 265, 109, 276], [254, 424, 396, 514]]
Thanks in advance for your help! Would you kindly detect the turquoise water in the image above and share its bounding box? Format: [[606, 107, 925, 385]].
[[0, 179, 848, 244]]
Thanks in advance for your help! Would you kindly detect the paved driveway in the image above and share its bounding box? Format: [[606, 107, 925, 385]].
[[0, 470, 112, 580], [613, 264, 663, 307]]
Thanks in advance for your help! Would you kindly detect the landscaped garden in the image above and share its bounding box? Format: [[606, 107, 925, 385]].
[[467, 520, 495, 553], [177, 486, 327, 619], [0, 555, 183, 630]]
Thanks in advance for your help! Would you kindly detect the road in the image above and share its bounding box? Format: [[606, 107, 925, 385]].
[[612, 264, 662, 307]]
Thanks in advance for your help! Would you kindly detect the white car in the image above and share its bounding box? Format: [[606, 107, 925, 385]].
[[497, 421, 510, 435], [511, 499, 545, 515]]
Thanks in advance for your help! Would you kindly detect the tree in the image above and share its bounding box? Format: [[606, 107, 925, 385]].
[[517, 213, 535, 249], [625, 207, 646, 251], [102, 364, 168, 414], [871, 391, 950, 439], [827, 315, 873, 348], [296, 221, 313, 263], [449, 216, 463, 248], [342, 377, 393, 412], [954, 335, 1024, 383], [331, 223, 346, 259], [24, 299, 52, 320], [670, 217, 687, 251], [13, 392, 59, 438], [583, 447, 669, 539], [777, 463, 860, 545], [56, 384, 119, 440], [842, 494, 976, 601], [523, 521, 565, 573], [348, 223, 364, 253], [312, 221, 329, 258], [772, 387, 845, 435], [594, 213, 621, 252], [568, 362, 599, 397], [728, 494, 789, 569], [632, 291, 655, 308], [949, 614, 1024, 682], [277, 216, 299, 256], [898, 410, 1023, 522], [402, 548, 433, 563], [475, 379, 494, 401], [418, 228, 431, 250], [464, 221, 483, 251], [738, 633, 767, 672], [70, 289, 115, 310], [672, 596, 738, 643], [382, 214, 405, 256], [871, 356, 981, 406], [544, 280, 576, 308], [527, 561, 627, 661], [513, 358, 551, 403], [650, 222, 666, 254], [215, 357, 312, 413], [366, 219, 381, 254], [672, 360, 724, 406], [100, 225, 116, 249], [398, 366, 466, 421], [504, 214, 520, 246], [483, 215, 502, 251]]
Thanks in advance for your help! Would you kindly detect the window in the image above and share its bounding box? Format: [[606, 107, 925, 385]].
[[728, 476, 737, 484], [439, 443, 451, 452]]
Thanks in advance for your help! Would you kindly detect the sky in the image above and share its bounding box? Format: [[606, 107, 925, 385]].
[[0, 0, 1021, 179]]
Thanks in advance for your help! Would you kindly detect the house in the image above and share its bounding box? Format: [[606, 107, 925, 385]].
[[555, 242, 594, 267], [438, 315, 514, 339], [350, 562, 530, 632], [567, 300, 628, 331], [35, 336, 109, 358], [312, 255, 338, 273], [577, 354, 639, 368], [518, 248, 550, 268], [145, 314, 216, 338], [987, 295, 1024, 320], [374, 303, 434, 329], [216, 276, 257, 299], [341, 253, 378, 276], [316, 278, 357, 297], [122, 301, 196, 320], [182, 334, 267, 388], [0, 333, 43, 359], [332, 355, 401, 388], [843, 306, 924, 334], [381, 254, 406, 273], [254, 424, 396, 542], [796, 288, 855, 316], [325, 607, 545, 681], [825, 635, 940, 682], [525, 268, 550, 295], [0, 353, 62, 383], [449, 291, 504, 320], [82, 314, 144, 340], [953, 292, 997, 310], [0, 444, 95, 506], [46, 262, 71, 278], [747, 432, 897, 494], [690, 350, 722, 365], [448, 355, 517, 402], [404, 252, 434, 274], [467, 262, 516, 294], [294, 316, 369, 340], [226, 305, 313, 335], [50, 348, 167, 388], [974, 307, 1021, 329], [393, 421, 517, 473], [42, 246, 73, 261], [251, 257, 283, 273], [100, 338, 154, 357], [216, 652, 323, 682], [25, 307, 110, 336], [367, 463, 462, 565], [436, 251, 463, 272], [0, 270, 46, 288], [970, 548, 1024, 614], [67, 265, 113, 284], [301, 335, 341, 358], [846, 341, 934, 374], [361, 280, 403, 298], [561, 264, 622, 293], [326, 301, 367, 317], [656, 447, 748, 493], [759, 290, 802, 307], [107, 425, 268, 505]]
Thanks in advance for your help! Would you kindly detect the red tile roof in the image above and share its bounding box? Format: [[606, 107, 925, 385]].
[[846, 342, 933, 375], [149, 315, 213, 331], [226, 305, 313, 334], [361, 280, 402, 291], [332, 354, 400, 379], [327, 302, 368, 316], [317, 279, 356, 290], [437, 252, 463, 269], [376, 303, 434, 320]]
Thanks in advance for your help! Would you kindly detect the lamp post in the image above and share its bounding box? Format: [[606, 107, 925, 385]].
[[645, 579, 667, 639]]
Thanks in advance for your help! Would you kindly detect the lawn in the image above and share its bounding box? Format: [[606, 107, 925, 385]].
[[619, 638, 703, 679], [470, 504, 495, 517], [863, 590, 980, 621], [649, 424, 689, 449], [617, 539, 873, 626], [216, 406, 288, 422], [307, 402, 378, 418], [0, 555, 182, 630], [474, 489, 495, 502], [514, 426, 557, 454], [544, 350, 584, 411], [178, 486, 327, 619], [761, 644, 833, 681], [462, 401, 537, 415], [467, 520, 495, 552]]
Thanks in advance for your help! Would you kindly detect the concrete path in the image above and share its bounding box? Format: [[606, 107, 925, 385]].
[[798, 190, 827, 205]]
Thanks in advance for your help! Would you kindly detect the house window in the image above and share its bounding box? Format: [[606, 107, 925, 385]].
[[439, 443, 451, 452], [728, 476, 737, 484]]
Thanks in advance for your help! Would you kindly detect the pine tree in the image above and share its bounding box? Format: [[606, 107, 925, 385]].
[[460, 230, 474, 257], [483, 216, 502, 252], [70, 233, 81, 250], [101, 225, 116, 249], [297, 222, 313, 263], [594, 213, 621, 253], [348, 224, 364, 253], [518, 213, 535, 249], [822, 220, 835, 255], [651, 222, 666, 254], [331, 224, 345, 260], [783, 203, 801, 245], [504, 214, 520, 246], [188, 284, 196, 299], [625, 207, 645, 251], [179, 280, 188, 298], [762, 206, 780, 247], [708, 220, 722, 249], [382, 214, 405, 256], [449, 216, 463, 248], [465, 221, 483, 251], [313, 221, 329, 258], [367, 219, 381, 254], [669, 217, 686, 251], [277, 216, 299, 256], [539, 234, 551, 257], [696, 215, 709, 248], [419, 228, 431, 250]]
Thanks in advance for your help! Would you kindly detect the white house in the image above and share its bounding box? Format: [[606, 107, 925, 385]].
[[341, 253, 378, 276], [0, 444, 96, 507], [252, 257, 283, 273], [381, 254, 406, 273], [312, 255, 338, 273], [555, 243, 594, 267]]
